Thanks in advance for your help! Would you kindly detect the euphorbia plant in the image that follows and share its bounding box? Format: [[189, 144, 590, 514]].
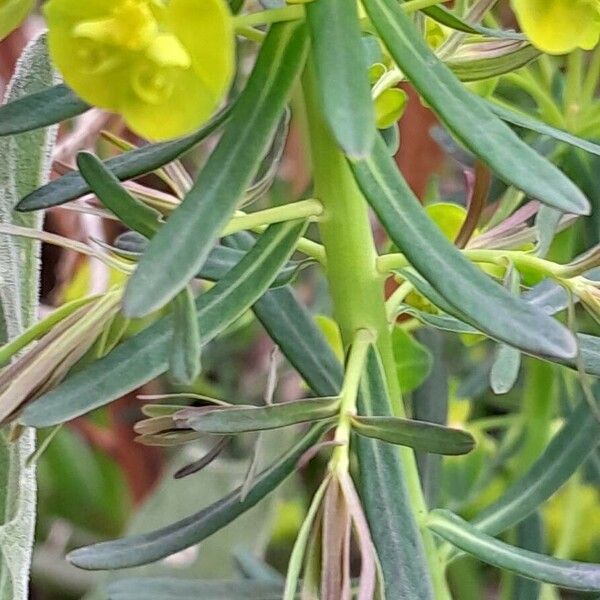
[[1, 0, 600, 598]]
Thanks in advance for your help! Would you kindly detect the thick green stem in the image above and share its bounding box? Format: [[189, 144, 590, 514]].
[[302, 64, 450, 599]]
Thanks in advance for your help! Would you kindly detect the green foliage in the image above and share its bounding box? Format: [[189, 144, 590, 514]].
[[1, 2, 600, 599]]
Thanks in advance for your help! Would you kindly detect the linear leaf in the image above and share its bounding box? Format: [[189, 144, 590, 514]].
[[488, 101, 600, 157], [0, 84, 88, 137], [114, 231, 302, 288], [429, 510, 600, 592], [180, 396, 340, 434], [352, 416, 475, 455], [306, 0, 374, 157], [17, 105, 232, 211], [352, 137, 576, 360], [472, 390, 600, 538], [77, 152, 161, 238], [107, 578, 286, 600], [364, 0, 589, 215], [69, 423, 327, 570], [448, 42, 539, 82], [21, 220, 307, 427], [169, 287, 201, 384], [423, 5, 523, 40], [122, 22, 308, 318], [355, 347, 435, 599]]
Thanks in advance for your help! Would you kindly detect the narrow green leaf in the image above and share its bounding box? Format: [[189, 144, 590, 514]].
[[423, 5, 525, 40], [181, 396, 339, 434], [488, 101, 600, 157], [364, 0, 589, 215], [21, 220, 307, 427], [429, 510, 600, 592], [169, 287, 201, 385], [306, 0, 375, 157], [115, 231, 302, 288], [514, 513, 543, 600], [76, 152, 161, 238], [0, 84, 88, 137], [350, 136, 577, 360], [490, 267, 522, 394], [283, 476, 330, 600], [122, 22, 308, 318], [472, 391, 600, 538], [355, 347, 435, 599], [68, 423, 327, 570], [107, 578, 285, 600], [448, 42, 539, 82], [352, 415, 475, 455], [17, 105, 232, 211]]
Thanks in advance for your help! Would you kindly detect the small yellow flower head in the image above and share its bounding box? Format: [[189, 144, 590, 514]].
[[0, 0, 35, 40], [511, 0, 600, 54], [44, 0, 235, 140]]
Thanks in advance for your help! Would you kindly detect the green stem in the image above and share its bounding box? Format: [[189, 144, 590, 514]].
[[331, 329, 375, 473], [223, 199, 323, 236], [302, 62, 451, 600], [377, 249, 565, 280], [234, 5, 304, 29]]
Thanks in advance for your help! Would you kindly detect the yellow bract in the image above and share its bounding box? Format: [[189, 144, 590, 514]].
[[0, 0, 35, 40], [511, 0, 600, 54], [44, 0, 235, 140]]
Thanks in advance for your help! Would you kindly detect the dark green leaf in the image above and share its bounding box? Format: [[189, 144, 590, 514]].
[[364, 0, 589, 214], [350, 136, 577, 360], [490, 267, 522, 395], [169, 287, 201, 384], [114, 231, 303, 288], [448, 42, 539, 82], [488, 101, 600, 157], [107, 578, 285, 600], [472, 391, 600, 537], [306, 0, 374, 157], [352, 415, 475, 455], [76, 152, 161, 239], [180, 396, 339, 434], [514, 513, 543, 600], [429, 510, 600, 592], [68, 423, 327, 569], [122, 22, 308, 318], [21, 220, 307, 427], [0, 84, 88, 137], [355, 347, 435, 599], [17, 106, 232, 211], [423, 5, 525, 40]]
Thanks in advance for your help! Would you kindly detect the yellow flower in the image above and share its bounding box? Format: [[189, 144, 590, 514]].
[[0, 0, 35, 40], [511, 0, 600, 54], [44, 0, 235, 140]]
